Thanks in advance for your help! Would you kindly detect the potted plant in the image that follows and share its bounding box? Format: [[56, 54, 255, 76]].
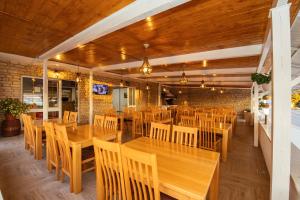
[[251, 72, 271, 91], [0, 98, 29, 137]]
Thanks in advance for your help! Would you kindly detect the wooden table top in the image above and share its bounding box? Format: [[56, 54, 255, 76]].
[[123, 137, 220, 200], [34, 118, 73, 128], [67, 125, 118, 148]]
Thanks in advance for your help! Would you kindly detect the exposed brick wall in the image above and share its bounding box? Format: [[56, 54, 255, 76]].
[[0, 60, 158, 124], [169, 88, 251, 114]]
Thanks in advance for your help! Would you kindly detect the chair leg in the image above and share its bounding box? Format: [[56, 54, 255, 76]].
[[55, 165, 60, 180], [70, 175, 73, 193], [61, 170, 65, 182]]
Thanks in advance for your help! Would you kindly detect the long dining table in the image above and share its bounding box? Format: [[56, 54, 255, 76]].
[[213, 122, 232, 161], [33, 120, 119, 193], [124, 137, 220, 200]]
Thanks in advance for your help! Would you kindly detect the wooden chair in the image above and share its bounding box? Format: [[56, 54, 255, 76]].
[[54, 124, 95, 192], [214, 114, 227, 124], [44, 121, 60, 179], [68, 112, 78, 123], [94, 115, 105, 128], [144, 112, 155, 137], [180, 115, 196, 127], [171, 125, 198, 148], [199, 119, 222, 152], [63, 111, 70, 123], [23, 115, 36, 155], [21, 114, 29, 150], [132, 112, 144, 138], [121, 145, 160, 200], [149, 122, 171, 142], [103, 116, 118, 131], [93, 139, 126, 200]]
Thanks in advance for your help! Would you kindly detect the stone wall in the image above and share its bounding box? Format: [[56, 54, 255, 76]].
[[0, 59, 158, 124], [169, 88, 251, 114]]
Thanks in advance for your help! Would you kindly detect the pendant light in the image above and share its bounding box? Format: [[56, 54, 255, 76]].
[[220, 89, 224, 94], [140, 43, 152, 75], [120, 80, 124, 87], [180, 65, 188, 85], [211, 86, 216, 91], [200, 80, 205, 88]]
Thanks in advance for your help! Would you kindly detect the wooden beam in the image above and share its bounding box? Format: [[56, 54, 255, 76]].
[[147, 76, 251, 82], [271, 4, 291, 199], [129, 67, 257, 78], [39, 0, 190, 59], [93, 45, 262, 72]]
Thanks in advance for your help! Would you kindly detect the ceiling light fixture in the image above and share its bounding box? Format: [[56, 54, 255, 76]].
[[180, 65, 188, 85], [203, 60, 207, 67], [220, 89, 224, 94], [211, 87, 216, 91], [200, 80, 205, 88], [212, 73, 217, 77], [54, 70, 59, 79], [120, 80, 124, 87], [140, 43, 152, 75], [75, 66, 81, 83], [179, 90, 182, 94], [146, 83, 150, 90]]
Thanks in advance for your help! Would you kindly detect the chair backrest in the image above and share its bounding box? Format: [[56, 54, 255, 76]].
[[68, 112, 78, 123], [44, 122, 59, 164], [171, 125, 198, 147], [180, 115, 196, 127], [24, 115, 35, 148], [161, 110, 171, 121], [199, 119, 217, 151], [63, 111, 70, 123], [103, 116, 118, 131], [149, 122, 170, 142], [121, 146, 160, 200], [195, 112, 208, 127], [132, 112, 143, 137], [54, 124, 72, 175], [94, 115, 105, 128], [214, 114, 226, 124], [93, 139, 126, 200]]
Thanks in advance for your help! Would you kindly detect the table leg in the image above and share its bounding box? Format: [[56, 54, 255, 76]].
[[72, 144, 82, 193], [228, 125, 233, 151], [222, 130, 228, 161], [35, 127, 43, 160], [208, 159, 219, 200]]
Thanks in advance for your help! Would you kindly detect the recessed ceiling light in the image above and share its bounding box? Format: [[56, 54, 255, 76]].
[[77, 44, 85, 49], [121, 67, 126, 70], [146, 16, 152, 22], [55, 54, 62, 60], [164, 76, 168, 78], [203, 60, 207, 67], [212, 73, 217, 76]]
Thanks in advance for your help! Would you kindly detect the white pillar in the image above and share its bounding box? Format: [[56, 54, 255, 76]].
[[250, 85, 254, 113], [42, 60, 48, 120], [253, 83, 259, 147], [158, 83, 161, 106], [58, 80, 62, 119], [89, 71, 93, 124], [271, 4, 291, 200]]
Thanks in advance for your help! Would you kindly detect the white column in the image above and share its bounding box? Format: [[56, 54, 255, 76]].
[[58, 80, 62, 119], [89, 71, 93, 124], [158, 83, 161, 106], [271, 4, 291, 200], [250, 85, 253, 113], [42, 60, 48, 120], [253, 83, 259, 147]]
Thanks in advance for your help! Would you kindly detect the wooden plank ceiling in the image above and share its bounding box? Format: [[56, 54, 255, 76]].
[[0, 0, 280, 88], [0, 0, 133, 57]]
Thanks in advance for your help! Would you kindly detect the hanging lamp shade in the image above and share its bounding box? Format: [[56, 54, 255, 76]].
[[180, 72, 188, 84], [140, 56, 152, 75], [76, 73, 81, 83], [200, 80, 205, 88]]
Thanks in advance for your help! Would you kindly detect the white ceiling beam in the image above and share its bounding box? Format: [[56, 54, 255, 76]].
[[148, 76, 251, 82], [93, 44, 262, 72], [163, 81, 251, 86], [129, 67, 257, 78], [39, 0, 190, 59]]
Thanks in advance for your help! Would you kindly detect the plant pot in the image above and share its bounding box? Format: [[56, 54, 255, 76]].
[[262, 82, 271, 91], [1, 114, 21, 137]]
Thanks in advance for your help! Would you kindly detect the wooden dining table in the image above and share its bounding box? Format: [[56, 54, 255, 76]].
[[33, 120, 119, 194], [33, 118, 75, 160], [213, 122, 232, 161], [66, 125, 118, 193], [124, 137, 220, 200]]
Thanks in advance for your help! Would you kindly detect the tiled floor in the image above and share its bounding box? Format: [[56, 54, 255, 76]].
[[0, 122, 269, 200]]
